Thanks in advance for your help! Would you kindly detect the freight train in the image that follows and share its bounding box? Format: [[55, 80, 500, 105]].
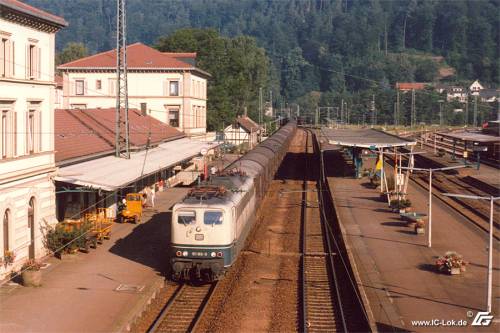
[[170, 121, 296, 281]]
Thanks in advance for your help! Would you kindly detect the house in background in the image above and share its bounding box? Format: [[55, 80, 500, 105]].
[[224, 115, 262, 150], [469, 80, 484, 96], [435, 84, 468, 103], [57, 43, 211, 137], [0, 0, 67, 276], [479, 89, 498, 103]]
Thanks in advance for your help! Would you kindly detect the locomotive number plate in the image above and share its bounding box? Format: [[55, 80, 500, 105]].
[[195, 234, 204, 241]]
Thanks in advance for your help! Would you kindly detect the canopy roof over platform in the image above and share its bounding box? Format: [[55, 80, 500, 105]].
[[55, 138, 218, 191], [438, 131, 500, 143], [320, 128, 416, 149]]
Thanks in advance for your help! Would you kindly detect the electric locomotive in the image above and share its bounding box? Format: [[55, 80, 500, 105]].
[[170, 121, 296, 281]]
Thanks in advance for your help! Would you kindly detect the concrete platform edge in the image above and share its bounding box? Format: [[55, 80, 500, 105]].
[[112, 276, 166, 333], [326, 176, 379, 333]]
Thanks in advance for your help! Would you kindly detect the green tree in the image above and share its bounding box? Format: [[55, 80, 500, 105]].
[[56, 42, 88, 65], [156, 29, 269, 131]]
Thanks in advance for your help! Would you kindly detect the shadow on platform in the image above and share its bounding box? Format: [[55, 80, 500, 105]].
[[109, 209, 172, 276]]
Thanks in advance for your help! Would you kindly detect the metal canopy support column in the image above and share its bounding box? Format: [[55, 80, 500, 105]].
[[115, 0, 130, 159]]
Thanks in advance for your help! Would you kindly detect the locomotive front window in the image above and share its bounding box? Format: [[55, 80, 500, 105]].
[[204, 211, 223, 225], [177, 211, 196, 225]]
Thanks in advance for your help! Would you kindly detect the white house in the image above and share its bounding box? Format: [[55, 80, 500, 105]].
[[469, 80, 484, 96], [224, 116, 262, 149], [0, 0, 67, 276], [57, 43, 211, 136]]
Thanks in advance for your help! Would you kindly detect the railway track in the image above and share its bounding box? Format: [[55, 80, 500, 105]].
[[147, 282, 217, 333], [300, 130, 347, 332]]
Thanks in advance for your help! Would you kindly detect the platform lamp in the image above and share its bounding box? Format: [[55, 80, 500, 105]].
[[443, 193, 499, 313], [400, 164, 468, 248]]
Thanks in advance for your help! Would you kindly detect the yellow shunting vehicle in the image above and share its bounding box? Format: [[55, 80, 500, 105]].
[[119, 193, 143, 224]]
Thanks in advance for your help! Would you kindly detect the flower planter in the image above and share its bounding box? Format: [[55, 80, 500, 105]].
[[450, 267, 461, 275], [21, 270, 42, 287]]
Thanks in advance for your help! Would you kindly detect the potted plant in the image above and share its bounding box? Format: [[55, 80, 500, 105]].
[[415, 219, 425, 234], [21, 259, 42, 287], [3, 250, 15, 266], [435, 251, 467, 275]]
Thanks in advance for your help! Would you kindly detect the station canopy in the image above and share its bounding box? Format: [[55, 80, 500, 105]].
[[437, 131, 500, 143], [55, 138, 219, 191], [320, 128, 416, 149]]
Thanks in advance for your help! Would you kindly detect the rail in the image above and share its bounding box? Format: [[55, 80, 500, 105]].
[[147, 282, 217, 333], [300, 129, 348, 332]]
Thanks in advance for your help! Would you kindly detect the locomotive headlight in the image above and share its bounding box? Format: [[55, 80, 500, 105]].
[[216, 252, 223, 257], [210, 252, 216, 257], [176, 251, 182, 257], [182, 251, 188, 257]]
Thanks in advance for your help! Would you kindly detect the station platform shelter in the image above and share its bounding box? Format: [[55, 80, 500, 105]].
[[433, 130, 500, 163], [318, 128, 417, 202]]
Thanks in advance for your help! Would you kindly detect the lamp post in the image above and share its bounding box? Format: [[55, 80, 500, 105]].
[[443, 193, 499, 313], [401, 165, 469, 247]]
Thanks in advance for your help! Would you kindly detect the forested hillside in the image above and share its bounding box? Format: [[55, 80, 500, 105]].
[[28, 0, 499, 127]]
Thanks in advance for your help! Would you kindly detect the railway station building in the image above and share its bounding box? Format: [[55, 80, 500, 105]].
[[0, 0, 67, 278], [53, 107, 218, 222], [57, 43, 211, 137]]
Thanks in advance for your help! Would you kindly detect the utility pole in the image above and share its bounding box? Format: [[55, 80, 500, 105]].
[[269, 90, 273, 117], [465, 98, 469, 127], [394, 102, 398, 127], [259, 87, 263, 125], [371, 95, 376, 127], [115, 0, 130, 159], [410, 89, 416, 128], [438, 100, 444, 127], [341, 99, 344, 124], [473, 95, 478, 127], [396, 89, 400, 127]]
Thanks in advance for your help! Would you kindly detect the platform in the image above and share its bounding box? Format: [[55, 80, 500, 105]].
[[0, 188, 189, 333], [324, 150, 499, 332]]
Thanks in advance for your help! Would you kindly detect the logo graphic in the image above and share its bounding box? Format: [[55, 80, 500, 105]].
[[471, 312, 493, 326]]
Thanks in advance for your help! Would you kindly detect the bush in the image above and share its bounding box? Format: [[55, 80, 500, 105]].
[[43, 221, 92, 254]]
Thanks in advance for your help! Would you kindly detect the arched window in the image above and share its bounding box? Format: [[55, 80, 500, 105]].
[[3, 209, 9, 252]]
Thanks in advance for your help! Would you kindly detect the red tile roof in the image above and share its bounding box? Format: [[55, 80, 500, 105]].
[[55, 108, 184, 163], [58, 43, 194, 70], [0, 0, 67, 26], [396, 82, 426, 91], [236, 116, 262, 132]]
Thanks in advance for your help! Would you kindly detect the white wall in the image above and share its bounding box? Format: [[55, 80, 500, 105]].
[[62, 70, 208, 135], [0, 16, 58, 278]]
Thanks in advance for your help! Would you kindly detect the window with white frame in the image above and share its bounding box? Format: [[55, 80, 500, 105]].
[[26, 104, 40, 154], [167, 106, 180, 127], [75, 80, 85, 95], [28, 44, 36, 78], [27, 110, 35, 154], [169, 81, 179, 96], [0, 104, 15, 159], [1, 38, 9, 77], [1, 110, 8, 158]]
